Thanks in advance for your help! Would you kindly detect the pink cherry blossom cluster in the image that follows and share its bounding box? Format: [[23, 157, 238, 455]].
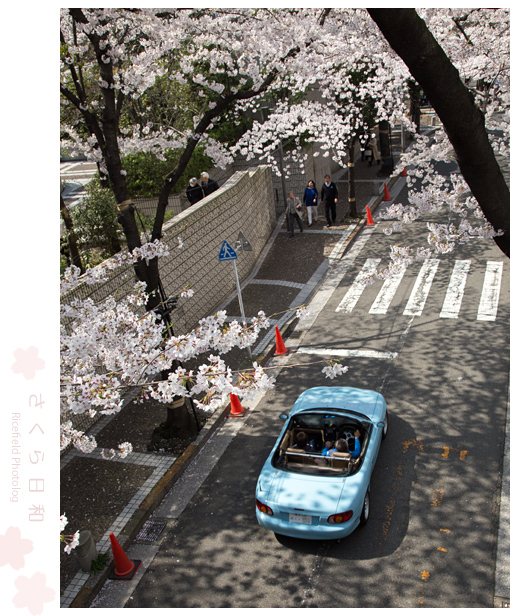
[[61, 242, 345, 454], [60, 240, 170, 294], [60, 514, 80, 554]]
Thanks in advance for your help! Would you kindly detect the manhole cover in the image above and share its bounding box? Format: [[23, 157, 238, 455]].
[[134, 519, 166, 544]]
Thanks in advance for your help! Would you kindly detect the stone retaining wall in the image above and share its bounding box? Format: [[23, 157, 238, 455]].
[[61, 165, 276, 440]]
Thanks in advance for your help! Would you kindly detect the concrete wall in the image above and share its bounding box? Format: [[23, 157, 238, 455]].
[[157, 165, 276, 333]]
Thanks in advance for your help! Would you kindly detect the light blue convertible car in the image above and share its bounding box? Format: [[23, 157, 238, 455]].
[[255, 386, 387, 540]]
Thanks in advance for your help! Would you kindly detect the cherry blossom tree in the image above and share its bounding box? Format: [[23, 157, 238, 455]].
[[60, 241, 348, 456], [60, 8, 509, 453], [61, 8, 330, 441], [367, 8, 509, 258], [60, 8, 338, 306], [61, 7, 509, 286]]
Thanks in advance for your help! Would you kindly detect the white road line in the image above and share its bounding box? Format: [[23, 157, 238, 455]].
[[477, 261, 504, 321], [403, 259, 440, 316], [328, 224, 356, 260], [296, 347, 397, 359], [440, 260, 471, 319], [335, 258, 381, 313], [369, 265, 407, 314]]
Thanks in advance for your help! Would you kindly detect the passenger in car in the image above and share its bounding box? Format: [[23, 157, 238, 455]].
[[322, 441, 334, 456], [292, 431, 316, 452]]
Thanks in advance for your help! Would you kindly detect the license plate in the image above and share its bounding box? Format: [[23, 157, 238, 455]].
[[289, 513, 312, 524]]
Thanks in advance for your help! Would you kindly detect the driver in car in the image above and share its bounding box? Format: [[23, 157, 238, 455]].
[[346, 430, 362, 458], [327, 431, 362, 458]]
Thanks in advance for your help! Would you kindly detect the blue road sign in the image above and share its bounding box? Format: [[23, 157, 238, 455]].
[[218, 240, 238, 261]]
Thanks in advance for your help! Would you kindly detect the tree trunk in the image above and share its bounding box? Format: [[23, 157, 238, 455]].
[[378, 120, 391, 158], [347, 138, 358, 218], [164, 400, 198, 439], [407, 79, 421, 134], [367, 8, 510, 257], [60, 195, 84, 274]]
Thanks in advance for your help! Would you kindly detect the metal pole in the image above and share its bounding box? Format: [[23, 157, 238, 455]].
[[232, 259, 252, 360]]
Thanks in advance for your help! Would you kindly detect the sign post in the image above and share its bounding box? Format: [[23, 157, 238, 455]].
[[218, 240, 252, 359]]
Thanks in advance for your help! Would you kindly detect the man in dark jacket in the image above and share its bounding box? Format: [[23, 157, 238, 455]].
[[320, 175, 338, 227], [186, 178, 204, 205], [200, 172, 220, 197]]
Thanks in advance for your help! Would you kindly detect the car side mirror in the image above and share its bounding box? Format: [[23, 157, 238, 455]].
[[377, 421, 385, 429], [279, 413, 288, 420]]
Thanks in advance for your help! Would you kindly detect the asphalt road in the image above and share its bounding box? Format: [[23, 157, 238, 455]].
[[105, 177, 510, 608]]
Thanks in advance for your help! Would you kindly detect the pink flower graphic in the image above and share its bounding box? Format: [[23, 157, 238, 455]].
[[12, 347, 45, 380], [0, 527, 34, 570], [13, 572, 55, 615]]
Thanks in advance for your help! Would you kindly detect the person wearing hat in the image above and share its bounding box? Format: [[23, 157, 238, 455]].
[[186, 177, 204, 205], [200, 172, 220, 197]]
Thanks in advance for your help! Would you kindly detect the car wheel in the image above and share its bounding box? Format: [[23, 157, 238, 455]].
[[381, 411, 388, 440], [360, 490, 370, 526]]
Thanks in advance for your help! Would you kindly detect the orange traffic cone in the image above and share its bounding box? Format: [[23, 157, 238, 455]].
[[401, 167, 407, 177], [366, 206, 375, 226], [383, 183, 391, 201], [274, 326, 289, 355], [229, 393, 247, 417], [109, 532, 141, 579]]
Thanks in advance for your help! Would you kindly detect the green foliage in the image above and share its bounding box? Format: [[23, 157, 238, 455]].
[[208, 110, 254, 145], [71, 177, 122, 258], [122, 73, 202, 137], [122, 147, 213, 197], [90, 552, 110, 574]]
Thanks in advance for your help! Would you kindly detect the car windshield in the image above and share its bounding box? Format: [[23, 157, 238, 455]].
[[272, 410, 371, 476]]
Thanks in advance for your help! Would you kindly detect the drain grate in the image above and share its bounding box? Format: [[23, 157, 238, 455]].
[[134, 519, 166, 544]]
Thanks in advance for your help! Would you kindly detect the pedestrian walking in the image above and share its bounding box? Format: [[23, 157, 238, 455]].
[[358, 131, 370, 161], [186, 178, 204, 205], [304, 180, 319, 226], [320, 174, 338, 227], [286, 192, 304, 237], [366, 136, 381, 167], [200, 172, 220, 197]]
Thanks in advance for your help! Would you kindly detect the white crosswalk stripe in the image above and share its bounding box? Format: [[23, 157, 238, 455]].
[[477, 261, 503, 321], [440, 260, 471, 319], [403, 259, 440, 316], [369, 264, 408, 315], [335, 258, 381, 313], [335, 258, 505, 322]]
